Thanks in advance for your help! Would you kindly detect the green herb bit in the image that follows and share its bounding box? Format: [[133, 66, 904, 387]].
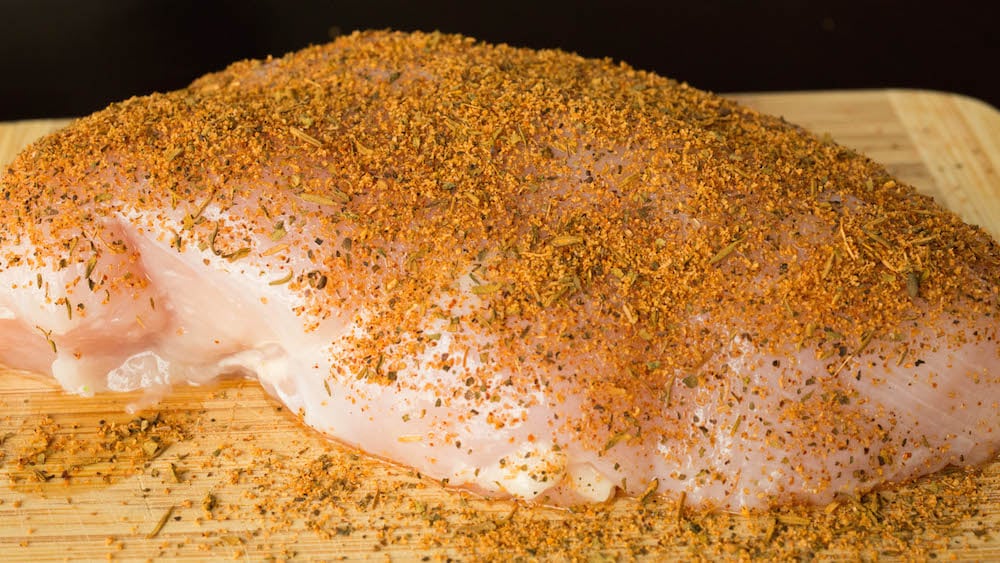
[[289, 126, 323, 147], [328, 187, 351, 203], [907, 234, 938, 246], [763, 516, 778, 543], [84, 256, 98, 279], [223, 247, 251, 262], [169, 462, 183, 483], [550, 234, 584, 247], [603, 431, 633, 453], [730, 415, 743, 436], [856, 330, 874, 355], [824, 328, 845, 341], [542, 286, 570, 308], [270, 221, 287, 241], [300, 192, 339, 206], [708, 237, 745, 265], [471, 282, 501, 295], [146, 505, 175, 539], [142, 439, 166, 459], [202, 493, 217, 513], [36, 325, 56, 353], [776, 513, 811, 526], [188, 188, 216, 227], [906, 270, 920, 298], [638, 478, 660, 504], [269, 270, 294, 286], [663, 375, 677, 407], [307, 270, 328, 290], [863, 228, 893, 249], [821, 249, 836, 280]]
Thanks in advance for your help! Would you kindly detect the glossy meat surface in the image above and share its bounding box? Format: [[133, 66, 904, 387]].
[[1, 31, 998, 508]]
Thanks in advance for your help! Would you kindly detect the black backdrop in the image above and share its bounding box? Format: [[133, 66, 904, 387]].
[[1, 0, 998, 120]]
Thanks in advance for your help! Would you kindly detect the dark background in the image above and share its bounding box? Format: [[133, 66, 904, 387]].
[[1, 0, 997, 121]]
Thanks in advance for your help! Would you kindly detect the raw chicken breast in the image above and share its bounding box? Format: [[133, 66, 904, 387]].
[[1, 31, 998, 509]]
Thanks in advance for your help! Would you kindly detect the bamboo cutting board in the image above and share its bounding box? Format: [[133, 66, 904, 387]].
[[1, 90, 999, 561]]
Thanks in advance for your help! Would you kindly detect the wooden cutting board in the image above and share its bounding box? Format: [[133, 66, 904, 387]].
[[1, 90, 999, 561]]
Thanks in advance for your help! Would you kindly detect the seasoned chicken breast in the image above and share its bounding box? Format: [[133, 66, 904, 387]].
[[1, 30, 997, 508]]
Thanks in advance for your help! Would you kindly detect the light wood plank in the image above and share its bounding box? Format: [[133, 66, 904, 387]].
[[1, 90, 999, 561], [0, 118, 69, 166]]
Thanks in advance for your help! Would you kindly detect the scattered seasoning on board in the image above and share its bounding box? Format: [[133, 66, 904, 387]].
[[0, 381, 995, 560]]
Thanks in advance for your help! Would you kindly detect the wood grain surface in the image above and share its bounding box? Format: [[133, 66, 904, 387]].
[[1, 90, 998, 561]]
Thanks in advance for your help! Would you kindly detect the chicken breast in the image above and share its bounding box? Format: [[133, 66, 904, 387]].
[[1, 30, 998, 509]]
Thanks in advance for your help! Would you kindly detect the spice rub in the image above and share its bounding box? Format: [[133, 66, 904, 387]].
[[0, 30, 998, 508]]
